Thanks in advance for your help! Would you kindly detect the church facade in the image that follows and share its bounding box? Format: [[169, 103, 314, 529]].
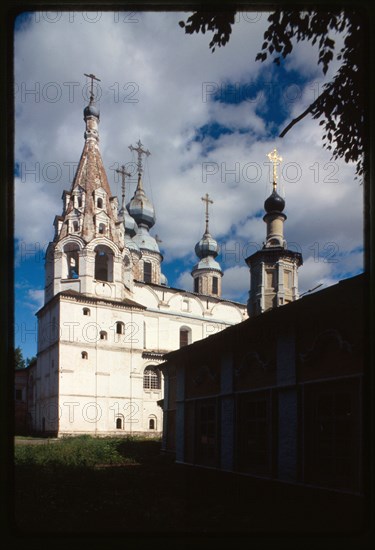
[[31, 82, 247, 437]]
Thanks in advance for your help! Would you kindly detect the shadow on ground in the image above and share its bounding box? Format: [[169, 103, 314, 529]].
[[14, 438, 366, 535]]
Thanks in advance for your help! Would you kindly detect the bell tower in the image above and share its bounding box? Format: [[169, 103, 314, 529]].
[[44, 74, 129, 304], [245, 149, 303, 316]]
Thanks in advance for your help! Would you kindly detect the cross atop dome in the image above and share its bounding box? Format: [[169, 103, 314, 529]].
[[129, 139, 151, 177], [84, 72, 101, 102], [267, 148, 283, 192], [201, 193, 213, 234]]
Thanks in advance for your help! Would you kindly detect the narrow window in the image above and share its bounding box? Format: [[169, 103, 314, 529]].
[[212, 276, 218, 295], [98, 223, 106, 235], [100, 331, 107, 340], [97, 198, 103, 209], [144, 261, 152, 283], [180, 327, 190, 348], [149, 418, 156, 430], [83, 308, 90, 316], [81, 351, 88, 360], [78, 196, 83, 208], [73, 220, 79, 232], [116, 417, 123, 430], [116, 322, 124, 335], [194, 277, 199, 293]]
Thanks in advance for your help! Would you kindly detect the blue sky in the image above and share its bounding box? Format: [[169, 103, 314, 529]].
[[14, 11, 364, 359]]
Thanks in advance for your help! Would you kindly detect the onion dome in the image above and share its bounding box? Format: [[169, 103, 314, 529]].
[[264, 190, 285, 213], [195, 231, 219, 259], [127, 177, 156, 229], [84, 99, 100, 119]]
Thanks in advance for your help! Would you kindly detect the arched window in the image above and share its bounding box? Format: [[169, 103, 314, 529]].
[[116, 417, 123, 430], [100, 331, 107, 340], [63, 243, 80, 279], [97, 198, 103, 209], [144, 261, 152, 283], [143, 367, 161, 390], [83, 308, 90, 316], [149, 418, 156, 430], [180, 327, 191, 348], [81, 351, 88, 360], [94, 245, 114, 282], [116, 321, 125, 335]]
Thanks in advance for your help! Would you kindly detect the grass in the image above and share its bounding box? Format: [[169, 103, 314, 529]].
[[15, 435, 138, 469]]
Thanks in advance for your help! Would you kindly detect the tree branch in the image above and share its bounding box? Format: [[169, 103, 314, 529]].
[[279, 104, 313, 137], [279, 88, 330, 138]]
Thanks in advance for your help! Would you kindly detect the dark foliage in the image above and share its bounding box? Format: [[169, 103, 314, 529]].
[[14, 346, 26, 370]]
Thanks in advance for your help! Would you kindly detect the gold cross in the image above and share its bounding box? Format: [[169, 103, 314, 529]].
[[267, 148, 283, 191], [116, 165, 131, 211], [201, 193, 213, 233], [84, 73, 101, 101], [129, 139, 151, 175]]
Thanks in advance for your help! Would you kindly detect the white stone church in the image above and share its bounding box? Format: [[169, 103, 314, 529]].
[[32, 83, 248, 437]]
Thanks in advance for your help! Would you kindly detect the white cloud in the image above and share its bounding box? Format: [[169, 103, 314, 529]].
[[298, 256, 338, 295], [175, 270, 194, 291], [222, 265, 249, 302], [26, 289, 45, 309]]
